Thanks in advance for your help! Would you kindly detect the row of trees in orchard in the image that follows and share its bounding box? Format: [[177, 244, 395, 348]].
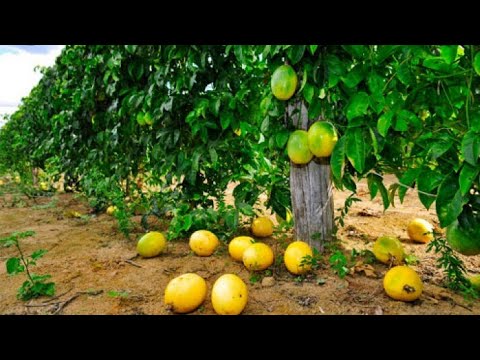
[[0, 45, 479, 254]]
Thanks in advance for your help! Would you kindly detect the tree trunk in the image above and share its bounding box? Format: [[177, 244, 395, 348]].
[[288, 101, 334, 251]]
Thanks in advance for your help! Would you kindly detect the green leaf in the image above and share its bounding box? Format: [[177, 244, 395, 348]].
[[125, 45, 137, 54], [303, 83, 314, 104], [260, 116, 270, 133], [462, 130, 480, 166], [309, 45, 318, 55], [331, 136, 346, 181], [377, 111, 393, 137], [474, 52, 480, 76], [367, 173, 390, 210], [234, 46, 244, 63], [308, 98, 322, 120], [210, 98, 221, 117], [287, 45, 306, 65], [459, 163, 479, 196], [346, 128, 366, 173], [436, 173, 465, 228], [367, 72, 385, 97], [342, 65, 364, 88], [398, 167, 421, 203], [417, 168, 443, 209], [375, 45, 399, 64], [428, 140, 453, 160], [367, 173, 379, 199], [237, 202, 256, 216], [346, 92, 369, 121], [393, 111, 409, 131], [6, 257, 24, 275], [423, 57, 451, 72], [299, 68, 308, 93], [225, 210, 239, 230], [440, 45, 458, 65], [397, 63, 414, 85], [275, 130, 290, 148], [326, 54, 347, 88], [191, 151, 202, 172], [209, 147, 218, 166], [220, 112, 233, 130], [342, 45, 367, 58], [42, 282, 56, 297], [388, 183, 399, 208], [30, 249, 47, 260]]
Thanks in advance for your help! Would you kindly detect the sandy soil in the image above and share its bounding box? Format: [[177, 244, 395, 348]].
[[1, 175, 479, 315]]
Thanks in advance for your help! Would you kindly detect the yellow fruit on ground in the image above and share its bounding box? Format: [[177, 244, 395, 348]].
[[271, 64, 298, 101], [469, 275, 480, 291], [14, 176, 20, 184], [407, 218, 434, 243], [373, 236, 405, 265], [284, 241, 313, 275], [0, 180, 4, 186], [287, 130, 314, 165], [211, 274, 248, 315], [189, 230, 219, 256], [307, 121, 338, 158], [106, 205, 118, 216], [251, 216, 274, 237], [137, 231, 167, 258], [242, 242, 274, 271], [229, 236, 255, 262], [39, 182, 49, 191], [164, 273, 207, 313], [383, 265, 423, 302]]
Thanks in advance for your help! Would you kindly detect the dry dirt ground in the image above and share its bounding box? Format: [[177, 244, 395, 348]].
[[1, 175, 479, 315]]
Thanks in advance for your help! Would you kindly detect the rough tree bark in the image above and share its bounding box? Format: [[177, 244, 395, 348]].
[[288, 101, 334, 251]]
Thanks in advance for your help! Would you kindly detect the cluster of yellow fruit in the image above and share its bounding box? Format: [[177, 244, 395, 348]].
[[287, 122, 338, 165], [372, 218, 434, 302], [133, 215, 316, 315]]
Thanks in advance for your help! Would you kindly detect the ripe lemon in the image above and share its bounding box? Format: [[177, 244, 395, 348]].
[[243, 242, 274, 271], [307, 121, 338, 158], [287, 130, 314, 165], [164, 273, 207, 313], [407, 218, 434, 243], [211, 274, 248, 315], [251, 217, 274, 237], [106, 205, 118, 216], [229, 236, 255, 262], [137, 231, 167, 258], [383, 265, 423, 302], [39, 181, 49, 191], [446, 220, 480, 256], [373, 236, 405, 265], [189, 230, 219, 256], [271, 64, 298, 101], [284, 241, 313, 275]]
